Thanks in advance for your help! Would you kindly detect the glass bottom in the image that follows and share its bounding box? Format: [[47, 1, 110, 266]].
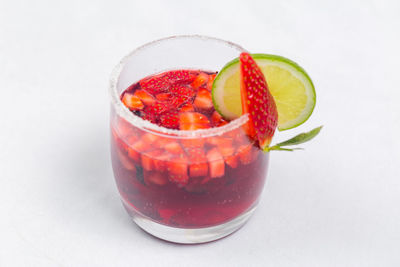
[[121, 198, 257, 244]]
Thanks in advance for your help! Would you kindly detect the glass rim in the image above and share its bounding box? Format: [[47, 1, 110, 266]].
[[109, 35, 249, 138]]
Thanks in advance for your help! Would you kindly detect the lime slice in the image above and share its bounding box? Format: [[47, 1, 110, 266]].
[[212, 54, 316, 131]]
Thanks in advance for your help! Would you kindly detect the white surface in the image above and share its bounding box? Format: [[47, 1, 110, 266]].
[[1, 0, 399, 266]]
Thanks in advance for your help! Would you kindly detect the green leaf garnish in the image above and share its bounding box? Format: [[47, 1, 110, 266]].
[[265, 126, 323, 152]]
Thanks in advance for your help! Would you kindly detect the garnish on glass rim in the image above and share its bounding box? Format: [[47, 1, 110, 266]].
[[212, 52, 321, 151]]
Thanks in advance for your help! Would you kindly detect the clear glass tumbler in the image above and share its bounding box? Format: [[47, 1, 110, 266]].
[[109, 35, 269, 243]]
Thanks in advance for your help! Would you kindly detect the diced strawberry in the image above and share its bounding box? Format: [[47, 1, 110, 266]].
[[194, 88, 213, 110], [191, 72, 209, 88], [122, 93, 144, 110], [225, 154, 239, 168], [154, 136, 170, 147], [188, 148, 208, 177], [145, 102, 170, 114], [167, 156, 189, 184], [115, 118, 134, 139], [155, 93, 171, 101], [141, 150, 162, 171], [164, 70, 196, 83], [134, 90, 156, 106], [117, 150, 136, 171], [179, 112, 210, 130], [237, 144, 253, 165], [153, 152, 171, 172], [139, 76, 170, 95], [142, 133, 160, 144], [171, 95, 190, 109], [206, 148, 225, 178], [206, 137, 233, 148], [144, 171, 168, 186], [206, 74, 217, 90], [179, 103, 194, 112], [164, 142, 184, 154], [159, 111, 179, 129], [211, 111, 228, 127], [170, 84, 195, 96]]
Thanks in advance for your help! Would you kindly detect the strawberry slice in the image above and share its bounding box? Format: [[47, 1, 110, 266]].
[[180, 103, 195, 112], [164, 70, 196, 83], [139, 76, 170, 95], [211, 111, 228, 127], [141, 102, 170, 123], [159, 111, 179, 129], [194, 88, 213, 110], [206, 148, 225, 178], [206, 74, 217, 90], [134, 90, 156, 106], [122, 93, 144, 110], [170, 84, 195, 99], [240, 52, 278, 148], [191, 72, 209, 88], [179, 112, 210, 130]]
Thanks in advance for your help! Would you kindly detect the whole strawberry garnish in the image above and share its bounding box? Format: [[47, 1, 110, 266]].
[[239, 52, 278, 149]]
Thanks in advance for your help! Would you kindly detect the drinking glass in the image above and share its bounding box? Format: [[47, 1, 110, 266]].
[[109, 35, 269, 243]]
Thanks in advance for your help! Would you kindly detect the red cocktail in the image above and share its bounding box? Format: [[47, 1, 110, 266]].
[[109, 36, 270, 243]]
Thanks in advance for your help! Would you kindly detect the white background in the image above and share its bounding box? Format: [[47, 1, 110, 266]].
[[1, 0, 399, 266]]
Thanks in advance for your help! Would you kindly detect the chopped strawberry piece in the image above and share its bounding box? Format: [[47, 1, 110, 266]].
[[153, 152, 171, 172], [159, 111, 179, 129], [134, 90, 156, 106], [145, 102, 170, 114], [206, 74, 217, 90], [164, 142, 184, 154], [117, 150, 136, 171], [225, 154, 239, 168], [188, 148, 208, 177], [237, 144, 253, 165], [167, 156, 189, 184], [211, 111, 228, 127], [122, 93, 144, 110], [141, 150, 162, 171], [142, 133, 161, 144], [206, 148, 225, 178], [170, 84, 195, 99], [180, 103, 194, 112], [115, 118, 134, 139], [155, 93, 171, 101], [179, 112, 210, 130], [164, 70, 196, 83], [139, 76, 170, 94], [144, 171, 168, 186], [191, 72, 209, 88], [171, 95, 190, 109], [194, 88, 213, 110], [206, 137, 233, 148]]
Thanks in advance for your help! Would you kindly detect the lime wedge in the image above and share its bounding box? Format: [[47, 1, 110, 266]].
[[212, 54, 316, 131]]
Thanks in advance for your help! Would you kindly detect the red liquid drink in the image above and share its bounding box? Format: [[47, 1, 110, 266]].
[[111, 70, 268, 228]]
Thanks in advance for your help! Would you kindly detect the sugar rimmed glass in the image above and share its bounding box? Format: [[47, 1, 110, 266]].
[[109, 35, 270, 243]]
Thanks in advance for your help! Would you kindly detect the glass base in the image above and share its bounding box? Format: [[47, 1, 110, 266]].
[[121, 199, 257, 244]]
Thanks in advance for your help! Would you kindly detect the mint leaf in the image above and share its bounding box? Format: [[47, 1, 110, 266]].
[[264, 126, 323, 152]]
